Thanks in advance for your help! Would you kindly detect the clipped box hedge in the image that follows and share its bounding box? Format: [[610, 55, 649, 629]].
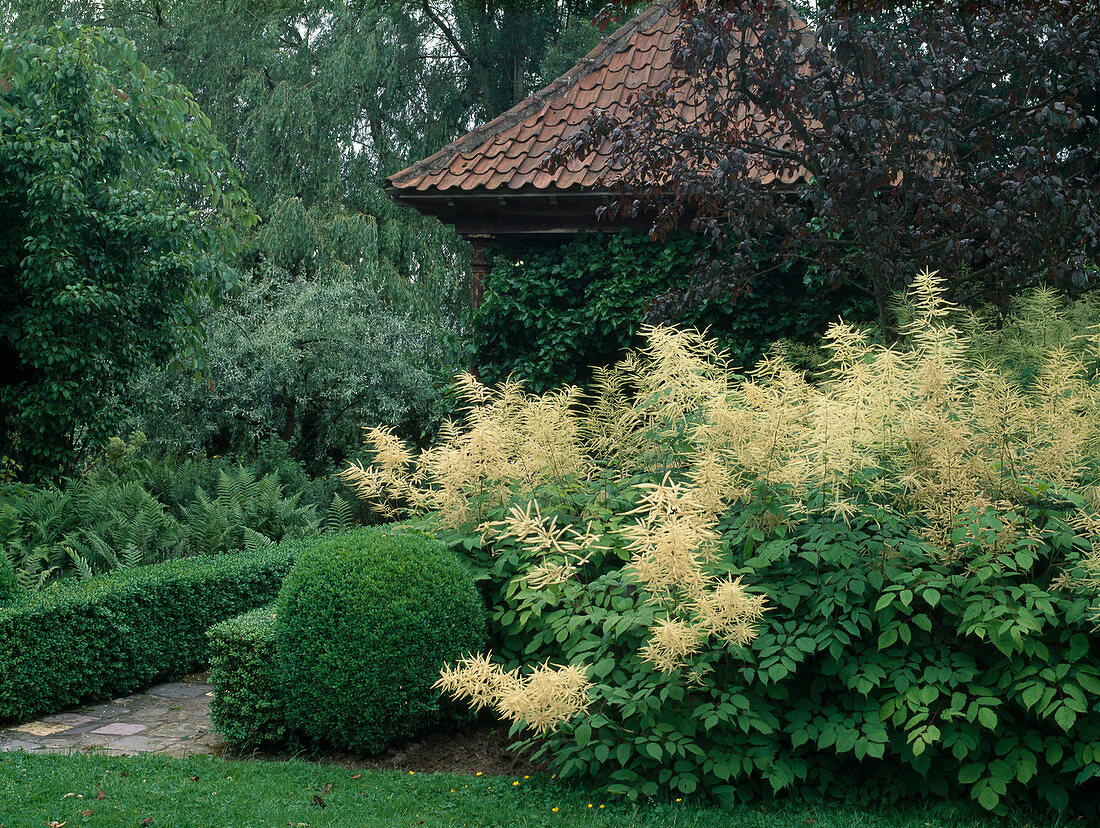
[[0, 541, 307, 723], [277, 526, 487, 754], [207, 525, 488, 753], [207, 604, 290, 749]]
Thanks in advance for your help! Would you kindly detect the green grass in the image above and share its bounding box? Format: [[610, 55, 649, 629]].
[[0, 752, 1058, 828]]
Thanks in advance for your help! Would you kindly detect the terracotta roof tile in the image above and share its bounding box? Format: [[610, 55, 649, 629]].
[[386, 1, 810, 196]]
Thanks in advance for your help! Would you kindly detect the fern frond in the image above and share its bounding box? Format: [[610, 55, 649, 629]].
[[65, 546, 94, 581], [242, 527, 274, 553], [324, 494, 356, 533], [67, 531, 118, 571], [120, 544, 142, 570]]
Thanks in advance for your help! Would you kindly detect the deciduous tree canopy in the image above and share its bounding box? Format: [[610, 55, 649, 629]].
[[0, 22, 252, 477], [0, 0, 625, 473]]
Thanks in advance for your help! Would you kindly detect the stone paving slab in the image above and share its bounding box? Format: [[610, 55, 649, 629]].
[[0, 738, 39, 753], [0, 673, 222, 757], [10, 722, 71, 737], [146, 683, 210, 700], [91, 722, 148, 737], [41, 713, 97, 726], [145, 722, 208, 739], [128, 707, 172, 722]]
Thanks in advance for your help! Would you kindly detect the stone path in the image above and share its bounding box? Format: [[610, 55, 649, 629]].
[[0, 673, 221, 757]]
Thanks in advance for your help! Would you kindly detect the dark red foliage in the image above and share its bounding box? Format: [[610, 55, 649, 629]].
[[549, 0, 1100, 332]]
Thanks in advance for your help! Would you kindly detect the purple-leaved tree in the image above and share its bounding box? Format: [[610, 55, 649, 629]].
[[551, 0, 1100, 335]]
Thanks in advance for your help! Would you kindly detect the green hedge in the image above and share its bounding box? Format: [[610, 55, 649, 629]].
[[277, 526, 487, 753], [207, 604, 290, 749], [0, 540, 308, 722]]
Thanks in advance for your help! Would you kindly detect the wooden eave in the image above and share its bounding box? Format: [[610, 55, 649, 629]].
[[387, 188, 654, 239]]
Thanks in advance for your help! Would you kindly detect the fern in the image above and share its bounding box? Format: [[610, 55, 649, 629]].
[[65, 545, 94, 581], [20, 488, 73, 551], [64, 532, 119, 571], [14, 555, 58, 593], [242, 527, 275, 553], [217, 466, 256, 518], [324, 493, 356, 533], [0, 501, 23, 546], [183, 486, 231, 556], [178, 466, 315, 555], [120, 544, 142, 570], [4, 453, 318, 571]]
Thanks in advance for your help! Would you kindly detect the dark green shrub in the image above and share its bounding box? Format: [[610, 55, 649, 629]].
[[0, 541, 303, 722], [207, 604, 291, 749], [276, 526, 486, 753], [0, 22, 249, 481]]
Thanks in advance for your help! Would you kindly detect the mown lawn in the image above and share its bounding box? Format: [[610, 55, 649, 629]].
[[0, 752, 1057, 828]]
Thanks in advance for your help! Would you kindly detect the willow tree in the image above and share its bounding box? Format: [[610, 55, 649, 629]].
[[420, 0, 620, 118]]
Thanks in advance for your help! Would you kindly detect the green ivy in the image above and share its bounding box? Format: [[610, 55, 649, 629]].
[[473, 231, 874, 391]]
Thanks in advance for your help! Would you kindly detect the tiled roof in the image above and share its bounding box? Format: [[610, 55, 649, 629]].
[[386, 1, 810, 196]]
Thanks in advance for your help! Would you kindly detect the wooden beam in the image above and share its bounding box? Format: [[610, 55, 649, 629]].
[[468, 234, 493, 309]]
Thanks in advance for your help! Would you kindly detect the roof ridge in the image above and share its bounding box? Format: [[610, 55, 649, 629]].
[[385, 1, 677, 188]]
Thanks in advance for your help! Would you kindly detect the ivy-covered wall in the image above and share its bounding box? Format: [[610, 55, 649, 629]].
[[472, 231, 875, 391]]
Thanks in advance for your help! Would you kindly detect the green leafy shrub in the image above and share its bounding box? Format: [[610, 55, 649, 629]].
[[276, 526, 486, 753], [0, 22, 251, 479], [461, 491, 1099, 815], [207, 604, 291, 749], [344, 275, 1100, 815], [0, 542, 300, 722], [129, 268, 463, 472]]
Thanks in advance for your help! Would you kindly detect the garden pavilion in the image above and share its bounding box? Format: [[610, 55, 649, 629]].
[[385, 0, 809, 307]]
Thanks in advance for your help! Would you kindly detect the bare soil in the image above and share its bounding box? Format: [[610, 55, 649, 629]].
[[227, 721, 550, 778]]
